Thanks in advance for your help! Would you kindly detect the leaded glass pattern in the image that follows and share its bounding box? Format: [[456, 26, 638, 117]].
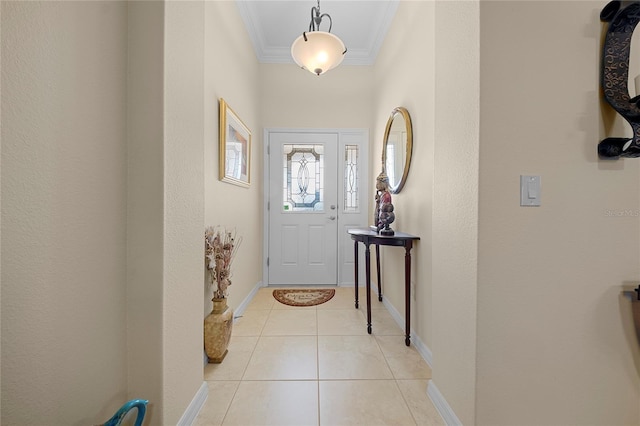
[[282, 144, 324, 212], [344, 145, 359, 212]]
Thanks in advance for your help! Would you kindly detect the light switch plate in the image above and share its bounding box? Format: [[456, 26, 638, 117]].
[[520, 175, 541, 207]]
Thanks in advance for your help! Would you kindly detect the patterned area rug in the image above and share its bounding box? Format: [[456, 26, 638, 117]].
[[272, 289, 336, 307]]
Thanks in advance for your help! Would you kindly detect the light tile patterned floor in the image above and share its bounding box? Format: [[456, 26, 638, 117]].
[[195, 287, 445, 426]]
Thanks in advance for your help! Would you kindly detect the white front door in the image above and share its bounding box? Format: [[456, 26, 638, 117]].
[[266, 129, 369, 286], [268, 132, 338, 285]]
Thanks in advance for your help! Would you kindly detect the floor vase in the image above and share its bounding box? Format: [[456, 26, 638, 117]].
[[204, 298, 233, 363]]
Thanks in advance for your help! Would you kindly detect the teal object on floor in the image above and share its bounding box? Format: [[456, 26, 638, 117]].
[[102, 399, 148, 426]]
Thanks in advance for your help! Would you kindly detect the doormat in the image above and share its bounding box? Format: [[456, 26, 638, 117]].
[[272, 289, 336, 307]]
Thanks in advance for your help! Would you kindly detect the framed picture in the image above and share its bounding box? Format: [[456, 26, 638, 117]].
[[219, 98, 251, 187]]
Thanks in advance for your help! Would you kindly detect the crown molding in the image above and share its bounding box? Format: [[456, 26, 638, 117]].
[[236, 0, 398, 66]]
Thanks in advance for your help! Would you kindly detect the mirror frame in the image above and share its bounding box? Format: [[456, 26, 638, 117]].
[[381, 106, 413, 194]]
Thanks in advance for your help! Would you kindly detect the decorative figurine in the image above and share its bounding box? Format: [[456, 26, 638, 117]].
[[598, 1, 640, 158], [374, 171, 395, 235]]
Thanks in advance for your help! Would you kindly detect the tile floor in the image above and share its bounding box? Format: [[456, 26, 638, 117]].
[[195, 287, 445, 426]]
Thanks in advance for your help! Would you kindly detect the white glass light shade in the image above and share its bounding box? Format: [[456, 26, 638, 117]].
[[291, 31, 346, 76]]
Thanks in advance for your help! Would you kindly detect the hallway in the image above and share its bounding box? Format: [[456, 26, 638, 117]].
[[195, 287, 445, 425]]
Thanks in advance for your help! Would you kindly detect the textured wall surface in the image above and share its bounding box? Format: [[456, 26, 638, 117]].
[[1, 2, 129, 424], [432, 2, 480, 424], [126, 1, 164, 422], [203, 0, 262, 315], [477, 2, 640, 424], [372, 0, 436, 374], [163, 1, 206, 423]]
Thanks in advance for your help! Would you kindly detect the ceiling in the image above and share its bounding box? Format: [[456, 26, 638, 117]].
[[235, 0, 399, 66]]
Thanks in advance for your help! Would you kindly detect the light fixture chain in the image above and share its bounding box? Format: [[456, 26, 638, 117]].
[[309, 0, 332, 33]]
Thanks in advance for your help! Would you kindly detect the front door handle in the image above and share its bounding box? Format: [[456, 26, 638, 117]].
[[329, 216, 336, 220]]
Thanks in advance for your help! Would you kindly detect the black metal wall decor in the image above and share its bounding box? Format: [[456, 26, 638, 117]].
[[599, 1, 640, 159]]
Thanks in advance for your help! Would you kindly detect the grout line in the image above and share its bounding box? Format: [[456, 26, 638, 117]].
[[236, 335, 259, 382], [217, 380, 241, 426], [205, 289, 428, 425]]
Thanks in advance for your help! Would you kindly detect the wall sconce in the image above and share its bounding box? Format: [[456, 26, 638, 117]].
[[290, 0, 347, 76], [599, 1, 640, 159]]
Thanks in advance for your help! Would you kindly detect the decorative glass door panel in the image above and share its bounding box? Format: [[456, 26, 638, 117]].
[[283, 144, 325, 212], [344, 145, 359, 212]]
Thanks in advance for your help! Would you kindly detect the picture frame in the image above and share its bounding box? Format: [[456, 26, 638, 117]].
[[219, 98, 251, 187]]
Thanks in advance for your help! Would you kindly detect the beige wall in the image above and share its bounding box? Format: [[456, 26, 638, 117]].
[[373, 1, 480, 424], [477, 1, 640, 424], [204, 0, 262, 313], [372, 0, 436, 372], [127, 1, 165, 422], [163, 1, 206, 423], [1, 2, 129, 424], [259, 63, 374, 129], [432, 2, 480, 424], [2, 1, 208, 424], [374, 1, 640, 424], [128, 1, 207, 423]]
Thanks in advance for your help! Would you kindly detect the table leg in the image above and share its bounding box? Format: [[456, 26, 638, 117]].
[[375, 244, 382, 302], [365, 243, 372, 334], [404, 243, 412, 346], [353, 240, 359, 309]]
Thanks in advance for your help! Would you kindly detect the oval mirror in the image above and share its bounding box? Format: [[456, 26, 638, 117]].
[[382, 107, 413, 193]]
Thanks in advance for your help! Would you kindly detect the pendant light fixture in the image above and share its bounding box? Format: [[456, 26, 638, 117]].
[[291, 0, 347, 76]]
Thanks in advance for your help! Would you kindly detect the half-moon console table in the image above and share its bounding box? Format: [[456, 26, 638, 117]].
[[348, 228, 420, 346]]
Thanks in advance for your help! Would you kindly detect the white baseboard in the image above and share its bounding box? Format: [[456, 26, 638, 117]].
[[427, 380, 462, 426], [234, 280, 263, 319], [177, 381, 208, 426], [375, 288, 432, 367], [410, 329, 433, 368], [376, 289, 463, 424]]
